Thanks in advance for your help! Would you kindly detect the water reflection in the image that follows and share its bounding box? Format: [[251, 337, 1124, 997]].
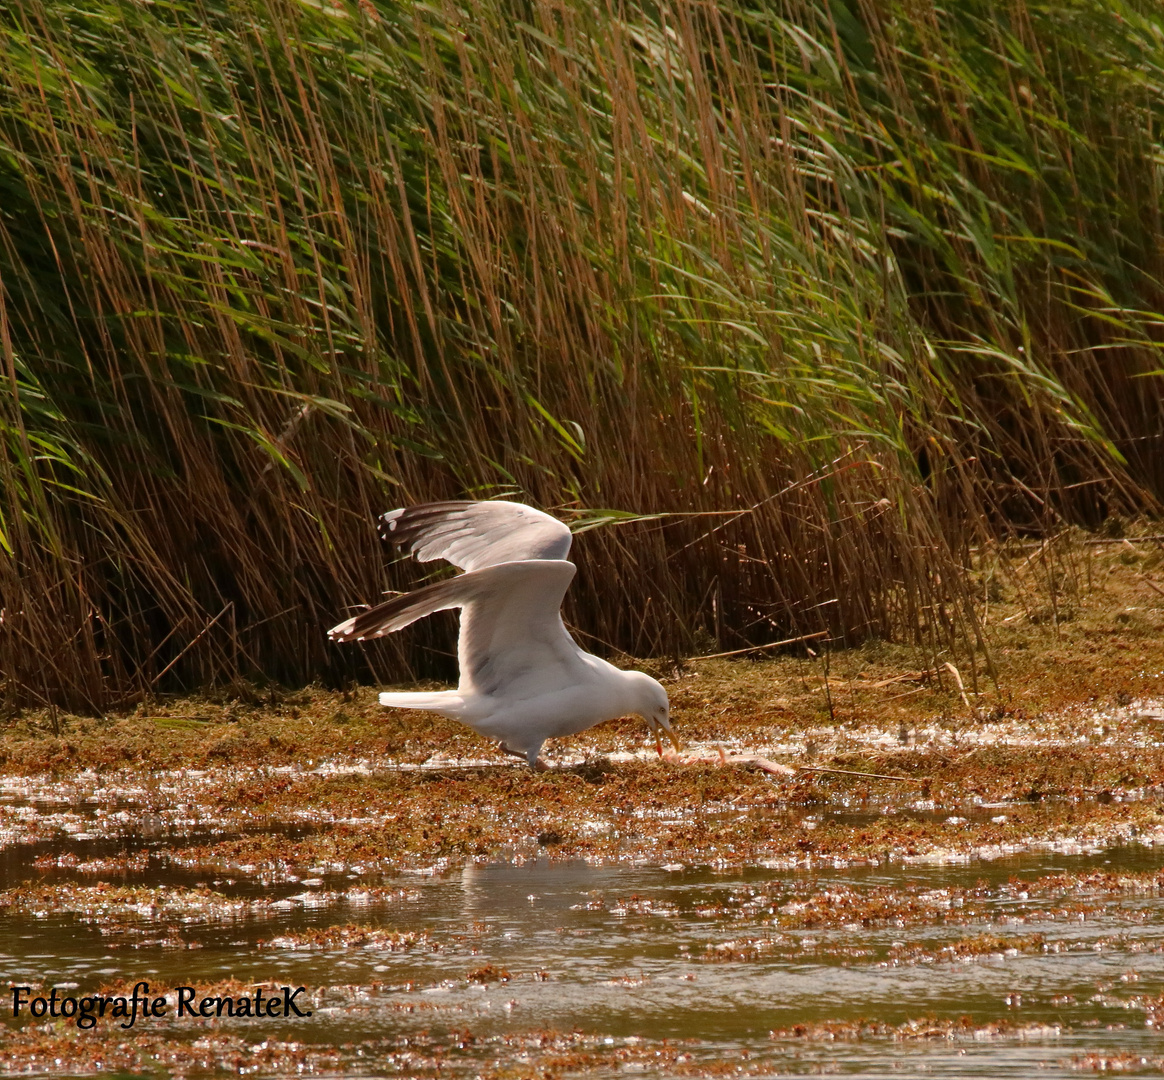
[[3, 841, 1163, 1076]]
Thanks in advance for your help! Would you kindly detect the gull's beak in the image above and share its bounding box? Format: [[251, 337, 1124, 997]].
[[648, 716, 683, 756]]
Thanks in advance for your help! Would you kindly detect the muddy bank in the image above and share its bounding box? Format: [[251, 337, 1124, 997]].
[[1, 536, 1163, 1076], [5, 701, 1164, 878]]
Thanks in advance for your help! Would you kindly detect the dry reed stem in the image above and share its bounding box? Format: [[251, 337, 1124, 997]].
[[0, 0, 1160, 707]]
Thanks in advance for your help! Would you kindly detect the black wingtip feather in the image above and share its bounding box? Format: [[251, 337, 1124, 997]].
[[378, 502, 474, 543]]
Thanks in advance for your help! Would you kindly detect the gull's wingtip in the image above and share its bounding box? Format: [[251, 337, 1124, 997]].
[[328, 616, 358, 642], [377, 508, 405, 541]]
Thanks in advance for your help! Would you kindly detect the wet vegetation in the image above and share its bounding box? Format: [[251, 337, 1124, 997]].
[[2, 0, 1164, 707], [0, 543, 1161, 1076], [2, 538, 1162, 875]]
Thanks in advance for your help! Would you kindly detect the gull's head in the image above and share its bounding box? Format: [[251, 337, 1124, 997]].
[[625, 671, 681, 757]]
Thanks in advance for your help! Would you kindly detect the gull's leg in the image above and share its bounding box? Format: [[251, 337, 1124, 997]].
[[499, 741, 549, 771]]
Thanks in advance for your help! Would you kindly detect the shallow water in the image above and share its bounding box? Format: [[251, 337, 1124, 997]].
[[3, 829, 1164, 1077]]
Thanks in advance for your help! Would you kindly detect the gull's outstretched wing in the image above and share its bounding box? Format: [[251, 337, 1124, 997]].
[[328, 559, 583, 696], [380, 501, 572, 571], [329, 572, 479, 643]]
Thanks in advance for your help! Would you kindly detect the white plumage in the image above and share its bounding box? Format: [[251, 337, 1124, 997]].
[[329, 500, 678, 767]]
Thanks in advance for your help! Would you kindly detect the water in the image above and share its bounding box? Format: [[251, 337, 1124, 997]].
[[2, 819, 1163, 1077]]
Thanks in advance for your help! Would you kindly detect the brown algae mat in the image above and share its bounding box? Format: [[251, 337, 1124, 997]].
[[1, 532, 1163, 1076], [4, 533, 1163, 875]]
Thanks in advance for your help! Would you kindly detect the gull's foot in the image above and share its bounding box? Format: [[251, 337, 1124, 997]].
[[498, 742, 550, 770]]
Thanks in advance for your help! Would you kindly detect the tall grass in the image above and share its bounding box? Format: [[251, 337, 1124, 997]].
[[0, 0, 1160, 707]]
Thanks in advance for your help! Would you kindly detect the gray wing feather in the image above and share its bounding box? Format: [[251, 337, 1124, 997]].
[[329, 560, 582, 697], [328, 573, 473, 642], [454, 561, 580, 695], [379, 500, 572, 570]]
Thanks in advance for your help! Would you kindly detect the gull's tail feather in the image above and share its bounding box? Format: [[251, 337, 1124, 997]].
[[378, 690, 466, 716]]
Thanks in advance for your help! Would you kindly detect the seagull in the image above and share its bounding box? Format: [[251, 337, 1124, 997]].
[[328, 500, 680, 767]]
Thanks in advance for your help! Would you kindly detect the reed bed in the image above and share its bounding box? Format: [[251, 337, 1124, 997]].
[[0, 0, 1160, 708]]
